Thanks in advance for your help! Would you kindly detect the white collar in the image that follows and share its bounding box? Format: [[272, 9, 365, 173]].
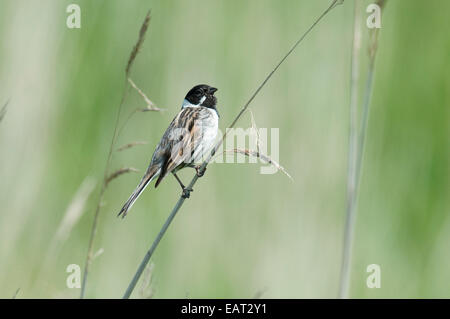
[[182, 96, 206, 108]]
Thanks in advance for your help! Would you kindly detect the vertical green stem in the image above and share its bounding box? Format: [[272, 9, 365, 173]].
[[339, 0, 361, 299]]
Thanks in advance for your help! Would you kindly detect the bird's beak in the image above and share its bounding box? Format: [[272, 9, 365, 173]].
[[210, 87, 218, 94]]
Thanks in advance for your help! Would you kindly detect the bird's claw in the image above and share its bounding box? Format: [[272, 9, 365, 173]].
[[195, 165, 206, 177], [182, 187, 193, 199]]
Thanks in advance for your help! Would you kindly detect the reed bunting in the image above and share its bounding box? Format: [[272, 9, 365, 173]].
[[118, 84, 219, 218]]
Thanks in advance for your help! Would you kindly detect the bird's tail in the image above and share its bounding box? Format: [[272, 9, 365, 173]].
[[117, 165, 160, 218]]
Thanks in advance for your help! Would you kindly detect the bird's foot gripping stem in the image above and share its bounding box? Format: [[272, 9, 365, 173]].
[[172, 172, 194, 199], [195, 165, 206, 177], [182, 187, 193, 199]]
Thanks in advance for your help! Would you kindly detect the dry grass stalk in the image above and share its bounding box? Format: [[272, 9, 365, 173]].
[[339, 0, 362, 299], [122, 0, 342, 299], [12, 288, 20, 299], [116, 141, 148, 152], [223, 149, 293, 181], [105, 167, 139, 186], [339, 0, 386, 299], [81, 10, 153, 298], [139, 263, 155, 299], [217, 111, 292, 180], [139, 106, 162, 112], [116, 79, 164, 140], [253, 287, 268, 299], [126, 11, 151, 76], [128, 78, 162, 112], [249, 110, 261, 153], [367, 0, 386, 65], [55, 177, 97, 243], [40, 177, 96, 280], [92, 248, 104, 260], [357, 0, 386, 190], [0, 99, 9, 122]]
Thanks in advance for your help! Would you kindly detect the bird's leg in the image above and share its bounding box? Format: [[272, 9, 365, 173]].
[[172, 172, 185, 189], [172, 172, 193, 199], [194, 165, 206, 177]]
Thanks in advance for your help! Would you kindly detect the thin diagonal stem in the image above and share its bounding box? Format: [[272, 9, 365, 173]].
[[122, 196, 186, 299], [122, 0, 343, 299], [0, 99, 9, 123]]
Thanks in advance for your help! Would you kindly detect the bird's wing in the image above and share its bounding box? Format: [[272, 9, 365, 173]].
[[153, 107, 205, 187]]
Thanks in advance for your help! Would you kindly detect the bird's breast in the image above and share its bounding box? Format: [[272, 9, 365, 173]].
[[192, 107, 219, 162]]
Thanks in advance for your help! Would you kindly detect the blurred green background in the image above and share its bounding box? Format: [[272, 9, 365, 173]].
[[0, 0, 448, 298]]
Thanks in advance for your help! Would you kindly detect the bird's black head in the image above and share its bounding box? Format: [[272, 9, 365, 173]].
[[184, 84, 218, 109]]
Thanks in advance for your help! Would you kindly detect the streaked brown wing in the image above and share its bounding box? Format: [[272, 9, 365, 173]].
[[152, 107, 204, 187]]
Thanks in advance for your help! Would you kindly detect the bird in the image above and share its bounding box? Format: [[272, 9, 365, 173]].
[[117, 84, 219, 218]]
